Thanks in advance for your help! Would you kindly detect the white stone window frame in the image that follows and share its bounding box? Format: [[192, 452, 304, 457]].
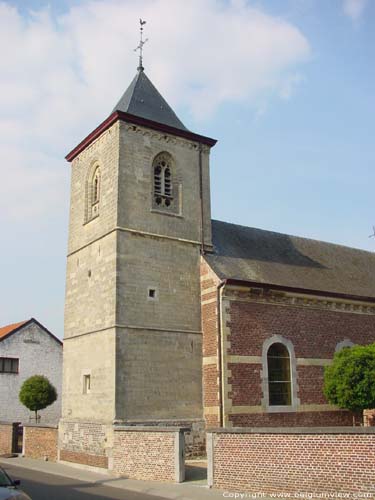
[[84, 161, 101, 223], [335, 339, 355, 353], [261, 335, 300, 413]]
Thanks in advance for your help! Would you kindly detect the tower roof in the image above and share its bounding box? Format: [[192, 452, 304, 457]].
[[112, 69, 188, 131]]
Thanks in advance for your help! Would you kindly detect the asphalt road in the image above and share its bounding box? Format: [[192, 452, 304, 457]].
[[2, 463, 166, 500]]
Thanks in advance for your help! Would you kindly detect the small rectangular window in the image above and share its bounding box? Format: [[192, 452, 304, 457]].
[[0, 357, 19, 374], [147, 287, 158, 301], [83, 374, 91, 394]]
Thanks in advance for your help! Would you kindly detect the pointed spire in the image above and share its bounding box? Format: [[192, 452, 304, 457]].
[[134, 19, 148, 72], [112, 19, 188, 131], [112, 70, 188, 131]]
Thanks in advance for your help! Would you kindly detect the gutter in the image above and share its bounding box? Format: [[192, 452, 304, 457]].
[[222, 278, 375, 305], [198, 144, 205, 254], [217, 280, 226, 427]]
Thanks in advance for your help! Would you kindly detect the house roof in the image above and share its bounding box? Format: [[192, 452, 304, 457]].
[[0, 320, 29, 340], [0, 318, 62, 345], [112, 69, 188, 131], [206, 220, 375, 300]]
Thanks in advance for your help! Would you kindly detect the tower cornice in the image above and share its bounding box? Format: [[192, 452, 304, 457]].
[[65, 111, 217, 162]]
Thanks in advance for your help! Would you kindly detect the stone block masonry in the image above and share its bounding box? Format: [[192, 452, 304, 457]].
[[207, 427, 375, 494], [59, 421, 112, 469], [112, 426, 187, 482], [23, 424, 58, 462]]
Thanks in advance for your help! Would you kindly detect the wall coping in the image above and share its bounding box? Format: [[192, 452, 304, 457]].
[[0, 421, 19, 426], [113, 425, 191, 433], [23, 424, 58, 429], [207, 426, 375, 435]]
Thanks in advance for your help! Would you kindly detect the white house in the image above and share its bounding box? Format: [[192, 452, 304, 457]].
[[0, 318, 62, 424]]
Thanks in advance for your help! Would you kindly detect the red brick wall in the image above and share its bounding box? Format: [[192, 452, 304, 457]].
[[112, 429, 179, 482], [23, 425, 58, 462], [228, 300, 375, 358], [225, 297, 375, 427], [0, 423, 15, 455], [200, 259, 220, 427], [230, 411, 353, 427], [59, 450, 108, 468], [208, 429, 375, 495]]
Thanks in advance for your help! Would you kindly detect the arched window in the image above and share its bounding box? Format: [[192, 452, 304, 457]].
[[92, 167, 100, 205], [153, 153, 173, 207], [85, 163, 101, 223], [267, 342, 292, 406]]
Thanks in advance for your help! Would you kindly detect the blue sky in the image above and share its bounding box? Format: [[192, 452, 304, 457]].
[[0, 0, 374, 338]]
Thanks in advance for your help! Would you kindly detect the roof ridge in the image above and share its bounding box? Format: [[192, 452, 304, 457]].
[[212, 219, 375, 256]]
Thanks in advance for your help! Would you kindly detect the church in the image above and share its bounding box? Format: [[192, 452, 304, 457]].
[[60, 58, 375, 467]]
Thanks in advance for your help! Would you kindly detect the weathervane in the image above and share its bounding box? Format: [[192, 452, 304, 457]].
[[134, 18, 148, 71]]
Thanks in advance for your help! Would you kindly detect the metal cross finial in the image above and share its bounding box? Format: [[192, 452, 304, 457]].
[[134, 18, 148, 72]]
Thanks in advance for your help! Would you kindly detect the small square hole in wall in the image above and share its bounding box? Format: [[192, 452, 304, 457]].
[[147, 287, 158, 301]]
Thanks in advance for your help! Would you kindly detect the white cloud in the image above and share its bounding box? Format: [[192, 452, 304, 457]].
[[343, 0, 368, 21], [0, 0, 310, 224]]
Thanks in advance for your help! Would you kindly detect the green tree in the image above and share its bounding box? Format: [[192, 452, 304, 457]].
[[19, 375, 57, 422], [323, 343, 375, 425]]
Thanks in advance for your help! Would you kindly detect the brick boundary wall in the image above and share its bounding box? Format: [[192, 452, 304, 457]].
[[0, 422, 17, 455], [112, 426, 187, 482], [207, 427, 375, 495], [23, 424, 58, 462]]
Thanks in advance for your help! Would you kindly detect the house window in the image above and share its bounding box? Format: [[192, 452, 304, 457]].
[[153, 153, 173, 208], [0, 357, 19, 374], [267, 343, 292, 406], [83, 374, 91, 394]]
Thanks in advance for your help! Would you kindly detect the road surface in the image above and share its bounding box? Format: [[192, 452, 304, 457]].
[[2, 463, 167, 500]]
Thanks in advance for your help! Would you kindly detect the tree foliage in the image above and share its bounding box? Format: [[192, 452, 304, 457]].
[[19, 375, 57, 421], [323, 344, 375, 416]]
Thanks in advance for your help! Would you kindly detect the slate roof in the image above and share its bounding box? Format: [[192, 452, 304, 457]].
[[206, 220, 375, 299], [112, 69, 188, 131]]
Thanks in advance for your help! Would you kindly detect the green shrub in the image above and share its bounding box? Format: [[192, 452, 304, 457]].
[[19, 375, 57, 422], [323, 343, 375, 423]]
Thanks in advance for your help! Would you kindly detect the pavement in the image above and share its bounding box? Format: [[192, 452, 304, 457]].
[[0, 455, 225, 500]]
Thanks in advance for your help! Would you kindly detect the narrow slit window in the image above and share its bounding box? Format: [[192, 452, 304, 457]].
[[83, 374, 91, 394], [267, 343, 292, 406], [92, 168, 100, 205]]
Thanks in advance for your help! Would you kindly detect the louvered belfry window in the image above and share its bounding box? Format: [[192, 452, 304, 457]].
[[153, 153, 173, 207]]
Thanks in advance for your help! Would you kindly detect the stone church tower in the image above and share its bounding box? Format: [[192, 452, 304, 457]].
[[60, 65, 216, 466]]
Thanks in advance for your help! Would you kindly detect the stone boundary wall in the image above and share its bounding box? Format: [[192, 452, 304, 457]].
[[207, 427, 375, 495], [23, 424, 58, 462], [364, 409, 375, 426], [112, 426, 187, 482], [58, 420, 111, 469], [0, 422, 17, 455]]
